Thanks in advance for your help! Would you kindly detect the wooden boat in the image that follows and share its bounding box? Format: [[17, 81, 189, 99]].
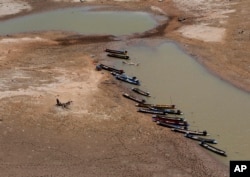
[[152, 115, 185, 121], [105, 48, 127, 55], [171, 128, 208, 136], [107, 53, 129, 60], [96, 64, 124, 74], [199, 141, 227, 156], [122, 93, 145, 103], [131, 87, 150, 97], [184, 133, 217, 144], [150, 107, 183, 115], [116, 74, 140, 85], [155, 119, 188, 126], [137, 108, 166, 115], [135, 103, 175, 109], [156, 121, 188, 130], [152, 115, 188, 126]]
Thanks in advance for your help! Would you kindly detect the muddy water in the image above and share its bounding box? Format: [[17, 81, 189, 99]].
[[0, 7, 158, 36], [113, 41, 250, 164]]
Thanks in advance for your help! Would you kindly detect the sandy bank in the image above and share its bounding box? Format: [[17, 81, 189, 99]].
[[173, 0, 235, 42], [0, 0, 31, 18]]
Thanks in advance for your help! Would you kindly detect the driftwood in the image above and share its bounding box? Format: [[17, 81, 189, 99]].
[[56, 99, 73, 109]]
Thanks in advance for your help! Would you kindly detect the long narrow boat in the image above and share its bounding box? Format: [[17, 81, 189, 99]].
[[105, 48, 127, 55], [96, 64, 124, 74], [152, 115, 185, 121], [107, 53, 130, 60], [171, 128, 208, 136], [150, 107, 183, 115], [152, 115, 188, 126], [155, 119, 188, 126], [116, 74, 140, 85], [184, 133, 217, 144], [131, 87, 150, 97], [122, 93, 145, 103], [199, 141, 227, 156], [135, 103, 176, 109], [156, 121, 188, 129], [137, 108, 166, 115]]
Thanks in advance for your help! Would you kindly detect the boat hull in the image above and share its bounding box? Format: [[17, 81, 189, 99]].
[[135, 103, 175, 109], [184, 133, 217, 144], [199, 142, 227, 156], [150, 107, 183, 115], [138, 108, 165, 115], [116, 74, 140, 85], [156, 121, 189, 129], [171, 128, 208, 136], [105, 48, 127, 55], [131, 87, 150, 97], [152, 116, 188, 126], [107, 53, 129, 60], [96, 64, 124, 74], [122, 93, 145, 103]]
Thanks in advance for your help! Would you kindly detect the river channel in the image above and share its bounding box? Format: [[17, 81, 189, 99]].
[[112, 41, 250, 164]]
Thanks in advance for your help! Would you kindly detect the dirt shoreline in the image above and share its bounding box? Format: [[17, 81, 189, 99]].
[[2, 0, 249, 176]]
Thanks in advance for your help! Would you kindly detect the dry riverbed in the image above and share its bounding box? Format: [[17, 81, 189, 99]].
[[1, 0, 249, 176]]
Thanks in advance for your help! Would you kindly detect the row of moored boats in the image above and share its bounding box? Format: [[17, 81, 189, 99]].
[[96, 49, 227, 157]]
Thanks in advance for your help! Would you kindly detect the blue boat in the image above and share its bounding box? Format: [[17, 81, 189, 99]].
[[115, 73, 140, 85], [137, 108, 165, 115], [149, 107, 183, 115]]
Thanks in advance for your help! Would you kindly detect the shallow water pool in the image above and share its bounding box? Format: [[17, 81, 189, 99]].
[[0, 7, 158, 36]]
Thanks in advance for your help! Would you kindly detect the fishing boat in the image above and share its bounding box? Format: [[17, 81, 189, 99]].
[[137, 108, 165, 115], [105, 48, 128, 55], [156, 121, 188, 130], [116, 74, 140, 85], [107, 53, 130, 60], [150, 107, 183, 115], [131, 87, 150, 97], [184, 133, 217, 144], [135, 103, 176, 109], [96, 64, 124, 74], [155, 119, 188, 126], [171, 128, 208, 136], [152, 115, 185, 121], [152, 115, 188, 126], [122, 93, 145, 103], [199, 141, 227, 156]]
